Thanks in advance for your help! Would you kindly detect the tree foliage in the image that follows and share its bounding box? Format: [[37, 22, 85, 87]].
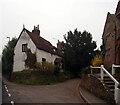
[[92, 54, 103, 67], [2, 37, 17, 77], [100, 39, 106, 59], [25, 49, 37, 69], [61, 29, 97, 76]]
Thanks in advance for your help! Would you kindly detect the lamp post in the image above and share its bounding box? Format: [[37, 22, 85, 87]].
[[7, 37, 10, 42]]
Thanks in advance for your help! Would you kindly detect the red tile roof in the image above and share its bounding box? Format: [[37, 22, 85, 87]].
[[54, 58, 63, 63], [24, 28, 57, 55]]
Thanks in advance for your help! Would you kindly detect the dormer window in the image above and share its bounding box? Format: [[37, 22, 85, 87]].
[[22, 44, 27, 52]]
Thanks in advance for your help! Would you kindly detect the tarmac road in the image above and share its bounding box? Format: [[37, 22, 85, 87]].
[[2, 77, 84, 104]]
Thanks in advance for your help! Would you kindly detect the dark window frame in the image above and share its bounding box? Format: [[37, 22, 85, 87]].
[[22, 44, 27, 52], [42, 58, 46, 62]]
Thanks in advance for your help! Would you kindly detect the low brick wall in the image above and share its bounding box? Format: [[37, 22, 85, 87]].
[[80, 74, 115, 104]]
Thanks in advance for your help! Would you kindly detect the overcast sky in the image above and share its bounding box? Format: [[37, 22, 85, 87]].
[[0, 0, 119, 54]]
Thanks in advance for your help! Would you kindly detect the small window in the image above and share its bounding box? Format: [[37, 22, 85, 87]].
[[22, 44, 27, 52], [42, 58, 46, 62]]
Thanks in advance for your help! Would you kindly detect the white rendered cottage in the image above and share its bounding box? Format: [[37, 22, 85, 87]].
[[13, 25, 62, 72]]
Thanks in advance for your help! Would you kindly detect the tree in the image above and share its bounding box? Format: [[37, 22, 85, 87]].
[[61, 29, 97, 76], [2, 37, 17, 77], [92, 54, 103, 67], [100, 39, 106, 59]]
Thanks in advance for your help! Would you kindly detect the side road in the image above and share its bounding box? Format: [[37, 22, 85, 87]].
[[2, 77, 84, 103]]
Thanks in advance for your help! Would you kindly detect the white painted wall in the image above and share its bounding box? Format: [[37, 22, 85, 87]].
[[13, 30, 36, 72], [13, 30, 61, 72], [36, 49, 61, 64]]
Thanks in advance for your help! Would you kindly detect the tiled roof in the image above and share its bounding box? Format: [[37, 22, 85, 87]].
[[54, 58, 63, 63], [110, 14, 116, 24], [24, 28, 57, 55], [115, 1, 120, 15]]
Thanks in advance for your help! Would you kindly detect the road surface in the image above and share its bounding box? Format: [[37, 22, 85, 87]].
[[2, 77, 84, 104]]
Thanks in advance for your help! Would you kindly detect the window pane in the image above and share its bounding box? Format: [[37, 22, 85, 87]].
[[42, 58, 46, 62], [22, 44, 27, 52]]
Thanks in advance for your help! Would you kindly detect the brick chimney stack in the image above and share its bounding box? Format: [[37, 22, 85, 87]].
[[32, 25, 40, 36], [57, 40, 61, 50]]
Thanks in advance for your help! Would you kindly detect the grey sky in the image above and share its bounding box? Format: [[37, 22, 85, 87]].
[[0, 0, 118, 54]]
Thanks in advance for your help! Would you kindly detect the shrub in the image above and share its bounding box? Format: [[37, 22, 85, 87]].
[[42, 62, 54, 74], [80, 66, 91, 74], [92, 54, 103, 67], [54, 65, 60, 75], [35, 62, 54, 75], [25, 49, 36, 69], [11, 69, 72, 85], [35, 62, 42, 71]]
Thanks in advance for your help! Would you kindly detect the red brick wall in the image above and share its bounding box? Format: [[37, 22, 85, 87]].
[[103, 14, 116, 68], [116, 40, 120, 64]]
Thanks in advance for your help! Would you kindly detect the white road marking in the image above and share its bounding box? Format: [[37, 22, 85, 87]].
[[6, 89, 9, 92], [4, 85, 7, 89], [4, 84, 14, 105], [8, 93, 11, 97], [10, 101, 14, 105]]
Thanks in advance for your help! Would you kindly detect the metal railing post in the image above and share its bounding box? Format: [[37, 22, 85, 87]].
[[112, 64, 115, 75], [91, 65, 120, 104], [101, 65, 104, 80], [91, 66, 93, 74], [114, 83, 119, 103]]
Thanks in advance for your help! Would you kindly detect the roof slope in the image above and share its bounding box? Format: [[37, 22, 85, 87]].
[[115, 1, 120, 15], [24, 28, 56, 55], [102, 12, 116, 38]]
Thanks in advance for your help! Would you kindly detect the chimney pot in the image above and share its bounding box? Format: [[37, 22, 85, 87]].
[[32, 25, 40, 36], [37, 25, 39, 30]]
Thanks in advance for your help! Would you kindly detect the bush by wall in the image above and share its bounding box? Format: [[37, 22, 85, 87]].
[[35, 62, 54, 75], [11, 70, 71, 85], [92, 54, 103, 67], [25, 49, 36, 69]]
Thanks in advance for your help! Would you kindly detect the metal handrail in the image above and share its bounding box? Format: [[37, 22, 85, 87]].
[[112, 64, 120, 75], [91, 65, 120, 104], [101, 65, 119, 85], [91, 66, 101, 74]]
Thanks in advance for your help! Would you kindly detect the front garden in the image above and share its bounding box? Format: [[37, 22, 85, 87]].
[[10, 62, 71, 85]]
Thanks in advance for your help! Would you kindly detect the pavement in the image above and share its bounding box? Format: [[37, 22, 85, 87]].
[[79, 86, 111, 105]]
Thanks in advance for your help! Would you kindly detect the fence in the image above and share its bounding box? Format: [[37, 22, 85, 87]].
[[112, 64, 120, 75], [91, 65, 120, 104]]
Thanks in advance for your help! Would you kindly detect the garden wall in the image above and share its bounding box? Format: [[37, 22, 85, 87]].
[[80, 74, 115, 104]]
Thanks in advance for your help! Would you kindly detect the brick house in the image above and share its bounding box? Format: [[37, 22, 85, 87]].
[[102, 1, 120, 67], [13, 25, 62, 72], [115, 1, 120, 65]]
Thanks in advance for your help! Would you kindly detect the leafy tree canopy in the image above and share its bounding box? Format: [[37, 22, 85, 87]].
[[61, 29, 97, 76], [2, 37, 17, 77]]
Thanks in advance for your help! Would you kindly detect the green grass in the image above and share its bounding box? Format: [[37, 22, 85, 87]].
[[10, 70, 71, 85]]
